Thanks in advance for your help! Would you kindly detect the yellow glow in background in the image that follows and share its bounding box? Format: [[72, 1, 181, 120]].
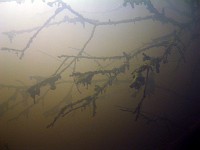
[[0, 0, 199, 150]]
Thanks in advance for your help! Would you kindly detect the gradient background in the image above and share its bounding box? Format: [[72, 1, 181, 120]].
[[0, 0, 200, 149]]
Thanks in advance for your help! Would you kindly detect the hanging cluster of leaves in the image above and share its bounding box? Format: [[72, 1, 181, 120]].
[[129, 32, 185, 91], [130, 53, 161, 90], [47, 72, 118, 128], [72, 72, 94, 87], [123, 0, 169, 25], [27, 74, 61, 103], [48, 63, 124, 127], [130, 71, 145, 90], [71, 56, 130, 88], [111, 63, 129, 75], [142, 53, 161, 73]]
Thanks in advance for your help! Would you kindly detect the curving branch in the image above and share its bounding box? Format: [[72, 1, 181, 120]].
[[0, 0, 199, 130]]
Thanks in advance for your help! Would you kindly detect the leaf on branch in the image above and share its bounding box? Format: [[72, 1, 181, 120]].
[[142, 53, 161, 73], [130, 54, 158, 90], [27, 85, 40, 101], [130, 72, 145, 90], [73, 72, 94, 87], [27, 74, 61, 103]]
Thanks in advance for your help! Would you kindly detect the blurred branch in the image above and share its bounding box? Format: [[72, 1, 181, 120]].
[[0, 83, 27, 117], [0, 0, 199, 129], [47, 70, 121, 128]]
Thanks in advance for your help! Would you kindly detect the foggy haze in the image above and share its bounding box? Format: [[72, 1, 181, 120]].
[[0, 0, 200, 150]]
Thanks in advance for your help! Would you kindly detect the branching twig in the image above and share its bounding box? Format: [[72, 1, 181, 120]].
[[47, 63, 128, 128], [0, 0, 199, 129]]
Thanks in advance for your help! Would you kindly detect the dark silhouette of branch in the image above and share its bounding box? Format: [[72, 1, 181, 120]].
[[0, 83, 28, 117], [19, 3, 68, 59], [8, 88, 51, 122], [47, 63, 128, 128], [58, 54, 125, 60], [0, 0, 199, 130], [2, 0, 195, 46], [117, 105, 171, 123], [1, 2, 69, 59], [58, 25, 97, 75]]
